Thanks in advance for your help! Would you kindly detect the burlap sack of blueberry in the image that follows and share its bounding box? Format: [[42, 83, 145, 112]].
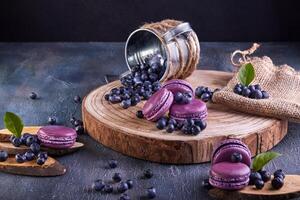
[[213, 43, 300, 122]]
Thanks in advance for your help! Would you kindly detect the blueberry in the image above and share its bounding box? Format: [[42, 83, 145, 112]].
[[9, 135, 15, 142], [74, 95, 82, 103], [195, 86, 206, 98], [141, 74, 149, 81], [274, 169, 285, 179], [121, 93, 131, 100], [166, 124, 175, 133], [24, 151, 35, 161], [254, 179, 264, 189], [36, 157, 46, 165], [126, 180, 133, 189], [0, 150, 8, 162], [248, 85, 256, 92], [74, 119, 83, 127], [119, 193, 130, 200], [146, 187, 157, 199], [231, 152, 242, 163], [15, 154, 25, 163], [38, 152, 48, 160], [30, 143, 40, 154], [144, 169, 153, 179], [48, 116, 56, 125], [168, 118, 177, 126], [261, 91, 269, 99], [185, 118, 194, 126], [234, 83, 242, 89], [259, 170, 271, 182], [111, 88, 121, 95], [233, 86, 242, 95], [113, 172, 122, 182], [70, 117, 76, 125], [272, 177, 284, 189], [29, 92, 38, 100], [117, 182, 129, 193], [149, 73, 158, 82], [201, 93, 211, 102], [103, 184, 113, 193], [251, 89, 263, 99], [131, 96, 141, 106], [108, 159, 118, 168], [121, 99, 131, 109], [194, 120, 207, 131], [109, 95, 122, 104], [11, 137, 22, 147], [176, 121, 184, 130], [25, 136, 35, 146], [242, 88, 251, 97], [182, 92, 193, 104], [136, 110, 144, 119], [201, 179, 213, 190], [254, 84, 262, 90], [249, 172, 262, 185], [156, 118, 167, 130], [190, 125, 201, 135], [20, 133, 31, 144], [104, 94, 110, 101], [92, 179, 105, 191], [75, 126, 84, 134], [174, 92, 183, 104], [143, 91, 152, 100]]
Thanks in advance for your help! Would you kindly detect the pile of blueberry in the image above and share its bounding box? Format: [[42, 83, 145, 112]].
[[249, 169, 285, 189], [10, 133, 48, 165], [92, 159, 156, 199], [195, 86, 220, 102], [105, 54, 165, 109], [234, 84, 269, 99]]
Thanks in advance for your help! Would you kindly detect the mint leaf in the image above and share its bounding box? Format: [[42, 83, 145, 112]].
[[3, 112, 24, 138], [252, 151, 281, 171], [238, 63, 255, 86]]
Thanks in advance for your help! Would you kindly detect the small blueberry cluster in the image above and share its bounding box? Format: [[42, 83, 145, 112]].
[[249, 169, 285, 189], [92, 159, 157, 199], [10, 133, 48, 165], [174, 92, 193, 104], [234, 84, 269, 99], [105, 54, 165, 109], [70, 116, 84, 135], [195, 86, 219, 102]]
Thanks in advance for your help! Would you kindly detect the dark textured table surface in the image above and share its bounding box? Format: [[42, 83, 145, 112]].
[[0, 42, 300, 200]]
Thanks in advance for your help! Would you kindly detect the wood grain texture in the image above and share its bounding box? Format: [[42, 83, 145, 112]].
[[0, 126, 40, 142], [0, 156, 66, 177], [209, 175, 300, 200], [83, 70, 288, 164]]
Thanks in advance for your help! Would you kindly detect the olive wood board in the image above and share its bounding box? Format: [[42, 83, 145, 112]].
[[0, 127, 84, 156], [0, 156, 66, 176], [83, 70, 288, 164], [209, 175, 300, 200]]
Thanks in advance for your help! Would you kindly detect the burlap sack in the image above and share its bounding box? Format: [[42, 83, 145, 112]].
[[213, 46, 300, 123]]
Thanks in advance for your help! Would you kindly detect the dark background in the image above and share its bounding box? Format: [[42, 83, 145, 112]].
[[1, 0, 300, 42]]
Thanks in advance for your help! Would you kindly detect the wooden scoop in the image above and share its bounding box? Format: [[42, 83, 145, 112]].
[[0, 156, 66, 176], [209, 175, 300, 200]]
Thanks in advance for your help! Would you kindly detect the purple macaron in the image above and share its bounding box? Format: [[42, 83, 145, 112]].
[[209, 139, 252, 190], [37, 125, 77, 149], [169, 99, 207, 122], [142, 88, 174, 121], [162, 79, 194, 96]]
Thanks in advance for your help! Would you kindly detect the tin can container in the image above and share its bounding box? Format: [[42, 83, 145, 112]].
[[125, 19, 200, 82]]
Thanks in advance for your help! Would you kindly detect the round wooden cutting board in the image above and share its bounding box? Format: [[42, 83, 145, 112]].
[[82, 70, 288, 164]]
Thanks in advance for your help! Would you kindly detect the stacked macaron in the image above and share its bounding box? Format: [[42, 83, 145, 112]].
[[142, 79, 208, 135], [209, 139, 252, 190], [37, 126, 77, 149]]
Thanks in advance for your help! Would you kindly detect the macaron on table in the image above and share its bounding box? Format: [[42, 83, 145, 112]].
[[82, 70, 288, 164]]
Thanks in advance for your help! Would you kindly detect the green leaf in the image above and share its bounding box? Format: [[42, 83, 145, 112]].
[[238, 63, 255, 86], [252, 151, 281, 171], [3, 112, 24, 138]]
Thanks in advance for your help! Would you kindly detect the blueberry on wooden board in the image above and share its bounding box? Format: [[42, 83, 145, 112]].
[[272, 177, 284, 189], [254, 179, 265, 189], [190, 125, 201, 135], [38, 152, 48, 160], [113, 172, 122, 182], [108, 159, 118, 168], [15, 154, 25, 163], [259, 170, 271, 182], [120, 99, 131, 109], [146, 187, 157, 199], [92, 179, 105, 192], [195, 86, 206, 98], [231, 152, 243, 163], [136, 110, 144, 119], [36, 157, 46, 165], [11, 137, 22, 147], [274, 169, 285, 179], [25, 136, 35, 147], [249, 172, 262, 185], [104, 94, 110, 101], [0, 150, 8, 162], [24, 151, 35, 161], [201, 92, 211, 102], [29, 92, 38, 100], [194, 120, 207, 131], [166, 124, 175, 133], [156, 118, 167, 130], [30, 143, 40, 154]]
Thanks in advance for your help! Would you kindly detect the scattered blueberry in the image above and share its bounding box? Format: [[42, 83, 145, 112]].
[[92, 179, 105, 192], [25, 136, 35, 147], [70, 117, 76, 125], [120, 99, 131, 109], [119, 193, 130, 200], [117, 182, 129, 193], [249, 172, 262, 185], [11, 137, 22, 147], [166, 124, 175, 133], [195, 86, 206, 98], [252, 89, 263, 99], [30, 143, 40, 154], [201, 179, 213, 190], [126, 180, 133, 189], [190, 125, 201, 135], [261, 91, 269, 99], [15, 154, 25, 163], [104, 94, 110, 101], [36, 157, 46, 165], [38, 152, 48, 160], [74, 119, 83, 127], [200, 93, 211, 102], [144, 169, 153, 179], [48, 116, 56, 125], [174, 92, 184, 104], [272, 177, 284, 189], [29, 92, 38, 100], [108, 159, 118, 168], [254, 179, 264, 189], [146, 187, 157, 199], [136, 110, 144, 119], [274, 169, 285, 179], [24, 151, 35, 161], [194, 120, 207, 131], [234, 85, 242, 95], [75, 126, 84, 134], [113, 172, 122, 182], [231, 152, 243, 163], [0, 150, 8, 162], [156, 118, 167, 130], [74, 95, 82, 103], [259, 170, 271, 182], [242, 88, 251, 97]]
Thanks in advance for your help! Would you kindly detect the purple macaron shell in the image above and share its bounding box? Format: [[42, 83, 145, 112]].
[[38, 125, 77, 149], [142, 88, 174, 122], [162, 79, 194, 96], [169, 99, 207, 122], [212, 139, 251, 167], [209, 162, 250, 190]]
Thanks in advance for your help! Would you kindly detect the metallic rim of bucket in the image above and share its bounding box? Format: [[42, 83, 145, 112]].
[[124, 28, 169, 82]]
